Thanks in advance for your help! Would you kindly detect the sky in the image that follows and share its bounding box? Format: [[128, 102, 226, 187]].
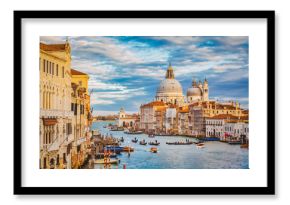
[[40, 36, 249, 116]]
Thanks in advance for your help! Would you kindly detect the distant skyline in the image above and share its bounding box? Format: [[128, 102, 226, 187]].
[[40, 36, 249, 116]]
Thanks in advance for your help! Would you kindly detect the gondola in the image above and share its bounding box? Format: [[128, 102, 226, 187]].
[[139, 140, 147, 145], [148, 142, 160, 146], [132, 139, 138, 143]]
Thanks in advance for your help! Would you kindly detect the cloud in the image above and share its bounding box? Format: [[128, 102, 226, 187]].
[[40, 36, 66, 44], [90, 99, 115, 105], [40, 36, 249, 111]]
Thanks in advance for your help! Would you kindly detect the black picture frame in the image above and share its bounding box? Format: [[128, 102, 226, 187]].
[[14, 10, 275, 195]]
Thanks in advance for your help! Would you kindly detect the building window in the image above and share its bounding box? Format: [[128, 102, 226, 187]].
[[43, 59, 46, 72], [71, 103, 74, 111], [62, 66, 64, 78], [56, 64, 58, 76], [46, 61, 49, 73], [52, 63, 54, 75], [49, 62, 51, 74], [74, 104, 77, 115]]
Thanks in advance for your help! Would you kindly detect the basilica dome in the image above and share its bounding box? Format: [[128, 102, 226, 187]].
[[187, 87, 202, 97], [155, 64, 184, 105], [157, 79, 183, 95]]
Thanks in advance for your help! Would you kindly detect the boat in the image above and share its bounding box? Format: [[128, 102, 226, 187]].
[[124, 130, 143, 134], [196, 143, 205, 148], [104, 146, 124, 153], [148, 141, 160, 146], [228, 141, 241, 145], [148, 134, 155, 138], [150, 147, 158, 153], [110, 127, 125, 131], [123, 146, 134, 152], [95, 153, 117, 159], [132, 138, 138, 143], [119, 137, 124, 143], [94, 158, 120, 164], [139, 140, 147, 145], [240, 143, 249, 148], [166, 141, 193, 145]]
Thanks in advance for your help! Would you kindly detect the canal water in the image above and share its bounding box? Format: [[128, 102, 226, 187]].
[[92, 121, 249, 169]]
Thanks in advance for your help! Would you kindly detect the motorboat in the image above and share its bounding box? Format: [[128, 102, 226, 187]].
[[150, 147, 158, 153], [196, 143, 205, 149], [123, 146, 134, 152], [94, 158, 120, 164]]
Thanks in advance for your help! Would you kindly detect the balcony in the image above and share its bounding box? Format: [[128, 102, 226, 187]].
[[40, 109, 74, 118]]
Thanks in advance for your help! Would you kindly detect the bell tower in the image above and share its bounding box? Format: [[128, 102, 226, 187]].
[[119, 107, 125, 118], [203, 77, 209, 101]]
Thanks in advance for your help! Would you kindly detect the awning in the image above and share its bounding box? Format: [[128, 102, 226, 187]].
[[43, 118, 57, 126]]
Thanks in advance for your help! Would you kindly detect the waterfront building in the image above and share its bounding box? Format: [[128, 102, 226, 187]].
[[164, 105, 178, 134], [187, 78, 209, 103], [205, 117, 225, 138], [177, 106, 190, 135], [117, 107, 139, 128], [188, 101, 248, 137], [39, 41, 74, 169], [140, 101, 167, 133], [70, 68, 92, 168], [205, 114, 249, 140], [155, 64, 184, 105]]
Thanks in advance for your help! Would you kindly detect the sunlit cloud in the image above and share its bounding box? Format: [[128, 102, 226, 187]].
[[41, 36, 248, 114]]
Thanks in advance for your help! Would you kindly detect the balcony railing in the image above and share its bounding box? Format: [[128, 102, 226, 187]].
[[40, 109, 74, 118]]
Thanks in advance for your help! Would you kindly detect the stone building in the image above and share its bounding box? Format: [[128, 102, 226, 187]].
[[140, 101, 167, 133], [117, 107, 139, 128], [70, 68, 92, 168], [187, 78, 209, 103], [177, 106, 190, 135], [39, 40, 73, 169]]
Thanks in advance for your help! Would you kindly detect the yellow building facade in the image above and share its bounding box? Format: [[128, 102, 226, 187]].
[[39, 41, 73, 169], [70, 69, 92, 168]]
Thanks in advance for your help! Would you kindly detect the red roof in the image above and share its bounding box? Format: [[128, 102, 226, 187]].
[[40, 43, 66, 51], [141, 101, 166, 108], [71, 68, 88, 76]]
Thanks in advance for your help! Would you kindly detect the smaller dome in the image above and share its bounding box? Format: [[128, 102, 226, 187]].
[[187, 87, 202, 97]]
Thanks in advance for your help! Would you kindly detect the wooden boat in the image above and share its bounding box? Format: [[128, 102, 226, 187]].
[[228, 141, 241, 145], [166, 142, 193, 145], [123, 146, 134, 152], [110, 127, 125, 131], [148, 141, 160, 146], [94, 158, 120, 164], [139, 141, 147, 145], [148, 134, 155, 138], [132, 139, 138, 143], [240, 143, 249, 148], [124, 130, 143, 134], [95, 153, 117, 159], [119, 137, 124, 143], [150, 147, 158, 153]]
